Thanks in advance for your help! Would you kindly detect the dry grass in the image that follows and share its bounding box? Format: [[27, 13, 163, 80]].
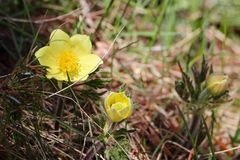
[[0, 0, 240, 159]]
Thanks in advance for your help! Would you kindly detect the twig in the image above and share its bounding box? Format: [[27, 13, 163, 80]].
[[86, 118, 99, 160], [199, 145, 240, 158], [0, 73, 11, 79], [80, 131, 90, 160], [52, 146, 75, 160], [0, 8, 82, 24], [54, 97, 63, 132], [157, 140, 191, 160], [187, 149, 194, 160]]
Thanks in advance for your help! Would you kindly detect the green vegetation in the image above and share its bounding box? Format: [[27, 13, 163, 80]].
[[0, 0, 240, 159]]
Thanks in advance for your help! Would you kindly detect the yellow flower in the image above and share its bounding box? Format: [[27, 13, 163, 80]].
[[206, 74, 229, 96], [105, 92, 133, 122], [35, 29, 103, 82]]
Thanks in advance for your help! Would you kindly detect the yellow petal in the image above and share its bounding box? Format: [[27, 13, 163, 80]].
[[76, 54, 103, 80], [114, 92, 131, 107], [105, 92, 117, 110], [70, 34, 92, 56], [46, 72, 66, 81], [71, 74, 89, 82], [49, 29, 71, 53], [105, 92, 131, 110], [35, 46, 59, 68], [35, 46, 49, 57], [118, 105, 132, 119], [112, 100, 132, 119], [106, 107, 124, 122], [111, 102, 131, 119], [50, 29, 70, 44], [125, 105, 133, 118]]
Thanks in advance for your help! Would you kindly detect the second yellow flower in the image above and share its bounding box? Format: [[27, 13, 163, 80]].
[[105, 92, 133, 122]]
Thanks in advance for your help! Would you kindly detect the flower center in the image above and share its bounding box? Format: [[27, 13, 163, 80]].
[[111, 102, 125, 111], [59, 52, 79, 76]]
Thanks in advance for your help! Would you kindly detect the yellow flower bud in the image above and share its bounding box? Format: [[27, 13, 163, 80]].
[[105, 92, 133, 122], [206, 75, 229, 96]]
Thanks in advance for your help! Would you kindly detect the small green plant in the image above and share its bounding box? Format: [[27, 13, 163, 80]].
[[102, 91, 134, 160], [175, 56, 231, 159]]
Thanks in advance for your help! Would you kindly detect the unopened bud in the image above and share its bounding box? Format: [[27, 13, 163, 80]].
[[206, 75, 229, 96], [105, 92, 133, 122]]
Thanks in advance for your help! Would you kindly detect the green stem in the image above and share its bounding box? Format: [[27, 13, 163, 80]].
[[201, 115, 216, 160], [94, 0, 114, 37], [177, 106, 198, 159]]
